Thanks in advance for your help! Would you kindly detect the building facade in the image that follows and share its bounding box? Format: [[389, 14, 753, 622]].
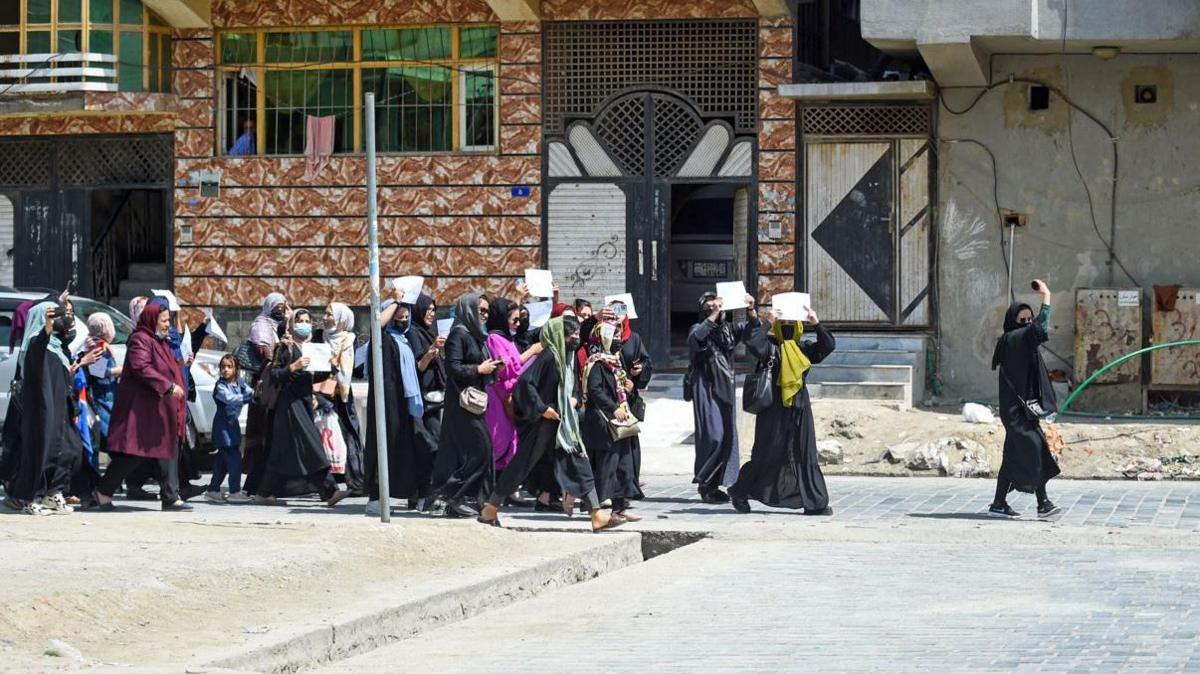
[[1, 0, 812, 366]]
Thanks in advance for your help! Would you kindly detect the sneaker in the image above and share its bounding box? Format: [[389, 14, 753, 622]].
[[426, 498, 447, 516], [254, 495, 280, 506], [225, 491, 253, 504], [162, 500, 194, 512], [1037, 501, 1062, 518], [446, 501, 480, 519], [365, 500, 387, 517], [22, 501, 49, 516], [41, 494, 74, 514], [988, 503, 1020, 519], [204, 491, 226, 504]]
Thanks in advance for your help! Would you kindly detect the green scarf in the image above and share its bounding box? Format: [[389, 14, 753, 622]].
[[773, 321, 811, 407], [542, 318, 585, 456]]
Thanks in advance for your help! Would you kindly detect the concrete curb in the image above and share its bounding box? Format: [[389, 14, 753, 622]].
[[203, 532, 643, 674]]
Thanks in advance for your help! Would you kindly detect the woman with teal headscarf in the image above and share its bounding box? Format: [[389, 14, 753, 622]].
[[728, 305, 836, 515], [10, 302, 83, 515], [477, 316, 621, 532]]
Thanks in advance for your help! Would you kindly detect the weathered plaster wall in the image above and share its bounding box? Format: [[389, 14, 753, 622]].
[[936, 54, 1200, 401]]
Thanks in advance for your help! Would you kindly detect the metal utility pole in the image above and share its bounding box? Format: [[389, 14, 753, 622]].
[[365, 92, 390, 523]]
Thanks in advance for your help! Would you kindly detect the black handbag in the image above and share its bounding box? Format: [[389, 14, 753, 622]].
[[742, 349, 776, 414], [234, 339, 266, 375]]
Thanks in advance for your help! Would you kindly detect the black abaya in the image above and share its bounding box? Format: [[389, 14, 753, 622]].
[[405, 314, 446, 489], [489, 356, 598, 507], [994, 303, 1061, 494], [618, 330, 652, 485], [364, 330, 427, 501], [688, 316, 757, 494], [11, 332, 80, 502], [731, 324, 835, 511], [582, 362, 642, 507], [259, 342, 335, 498], [434, 325, 493, 505]]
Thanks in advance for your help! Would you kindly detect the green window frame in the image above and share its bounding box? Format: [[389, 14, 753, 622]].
[[217, 25, 500, 156]]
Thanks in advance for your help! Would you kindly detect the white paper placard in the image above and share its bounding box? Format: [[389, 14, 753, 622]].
[[150, 289, 180, 311], [392, 276, 424, 304], [771, 292, 811, 321], [201, 307, 228, 344], [301, 342, 332, 372], [1118, 290, 1139, 307], [715, 281, 748, 310], [524, 269, 555, 299], [603, 293, 638, 319], [526, 300, 553, 328], [436, 318, 454, 338], [88, 358, 109, 378]]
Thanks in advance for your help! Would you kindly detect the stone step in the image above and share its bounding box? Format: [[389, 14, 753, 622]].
[[809, 381, 912, 407], [126, 262, 169, 282], [803, 364, 913, 384], [117, 279, 168, 300], [820, 349, 918, 367], [832, 333, 927, 353]]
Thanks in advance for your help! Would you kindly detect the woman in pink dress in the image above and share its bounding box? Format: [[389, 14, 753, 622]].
[[484, 297, 542, 503]]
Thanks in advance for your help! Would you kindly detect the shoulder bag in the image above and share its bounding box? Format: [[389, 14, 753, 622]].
[[741, 347, 776, 414], [602, 409, 641, 441], [459, 386, 488, 416], [999, 366, 1053, 421], [234, 339, 266, 375]]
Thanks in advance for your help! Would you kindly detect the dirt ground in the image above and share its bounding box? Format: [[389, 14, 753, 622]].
[[810, 399, 1200, 481], [0, 508, 604, 672]]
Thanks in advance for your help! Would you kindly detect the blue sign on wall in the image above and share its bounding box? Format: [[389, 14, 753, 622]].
[[511, 186, 531, 198]]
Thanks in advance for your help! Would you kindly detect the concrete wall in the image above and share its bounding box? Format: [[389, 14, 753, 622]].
[[935, 53, 1200, 401]]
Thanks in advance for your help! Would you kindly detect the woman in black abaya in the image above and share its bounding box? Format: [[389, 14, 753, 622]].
[[256, 310, 342, 506], [581, 319, 643, 520], [989, 279, 1061, 519], [405, 293, 447, 502], [10, 302, 82, 515], [432, 293, 500, 518], [729, 308, 835, 515], [687, 291, 758, 503], [477, 316, 620, 532]]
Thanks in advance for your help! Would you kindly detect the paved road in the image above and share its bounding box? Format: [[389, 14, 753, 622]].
[[322, 534, 1200, 673]]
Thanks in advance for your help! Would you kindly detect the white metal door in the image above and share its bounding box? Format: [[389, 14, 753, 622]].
[[547, 182, 628, 303]]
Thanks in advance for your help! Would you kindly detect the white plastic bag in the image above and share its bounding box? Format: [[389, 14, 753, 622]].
[[315, 409, 347, 474], [962, 402, 995, 424]]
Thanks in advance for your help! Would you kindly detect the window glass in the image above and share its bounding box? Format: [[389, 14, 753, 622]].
[[159, 34, 170, 91], [27, 31, 52, 53], [118, 30, 143, 90], [265, 31, 352, 63], [362, 27, 451, 61], [460, 27, 498, 59], [148, 32, 160, 90], [91, 0, 115, 23], [90, 29, 114, 54], [119, 0, 143, 25], [59, 29, 85, 53], [0, 3, 19, 25], [364, 66, 452, 153], [264, 69, 353, 154], [462, 69, 496, 149], [27, 0, 52, 24], [0, 33, 18, 55], [60, 0, 84, 23], [221, 32, 256, 65]]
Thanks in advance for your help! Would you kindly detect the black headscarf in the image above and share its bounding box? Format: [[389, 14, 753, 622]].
[[992, 302, 1033, 369], [453, 293, 487, 344], [404, 293, 444, 394], [487, 297, 517, 337]]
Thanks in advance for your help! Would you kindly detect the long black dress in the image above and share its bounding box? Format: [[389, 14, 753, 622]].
[[731, 324, 835, 511], [489, 355, 598, 508], [582, 362, 642, 508], [11, 332, 81, 503], [259, 342, 335, 498], [365, 330, 426, 501], [405, 312, 446, 488], [688, 315, 757, 495], [618, 330, 652, 484], [434, 326, 493, 505], [993, 303, 1061, 494]]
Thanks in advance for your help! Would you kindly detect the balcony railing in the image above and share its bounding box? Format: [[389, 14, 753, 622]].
[[0, 52, 119, 95]]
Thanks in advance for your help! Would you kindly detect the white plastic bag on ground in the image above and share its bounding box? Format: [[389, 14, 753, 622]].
[[962, 403, 995, 424]]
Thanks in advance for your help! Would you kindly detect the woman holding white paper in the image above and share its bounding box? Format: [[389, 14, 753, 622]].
[[728, 306, 835, 515], [255, 309, 343, 506], [688, 291, 759, 503], [404, 292, 448, 505]]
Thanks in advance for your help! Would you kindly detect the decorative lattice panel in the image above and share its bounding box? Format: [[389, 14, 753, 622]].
[[651, 94, 703, 178], [59, 135, 173, 186], [595, 94, 647, 176], [802, 105, 931, 136], [543, 20, 758, 136], [0, 140, 53, 187]]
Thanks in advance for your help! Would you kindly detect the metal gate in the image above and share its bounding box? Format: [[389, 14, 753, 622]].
[[0, 134, 172, 296], [542, 20, 760, 363], [802, 105, 932, 327]]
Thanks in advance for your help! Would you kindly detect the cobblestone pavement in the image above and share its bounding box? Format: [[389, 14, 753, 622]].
[[324, 534, 1200, 673], [502, 474, 1200, 533]]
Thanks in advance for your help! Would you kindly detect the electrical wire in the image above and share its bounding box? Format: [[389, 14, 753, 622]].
[[937, 80, 1140, 287]]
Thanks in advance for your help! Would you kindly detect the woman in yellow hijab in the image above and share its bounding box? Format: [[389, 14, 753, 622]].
[[728, 305, 836, 515]]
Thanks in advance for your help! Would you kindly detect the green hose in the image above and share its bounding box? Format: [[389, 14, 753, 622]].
[[1059, 340, 1200, 415]]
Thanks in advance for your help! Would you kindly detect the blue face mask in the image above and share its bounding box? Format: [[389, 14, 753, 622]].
[[293, 323, 312, 339]]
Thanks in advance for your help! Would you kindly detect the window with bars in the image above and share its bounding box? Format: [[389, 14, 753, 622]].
[[217, 25, 499, 156], [0, 0, 171, 92]]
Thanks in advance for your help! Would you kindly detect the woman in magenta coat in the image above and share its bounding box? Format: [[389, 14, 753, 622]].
[[95, 300, 191, 511]]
